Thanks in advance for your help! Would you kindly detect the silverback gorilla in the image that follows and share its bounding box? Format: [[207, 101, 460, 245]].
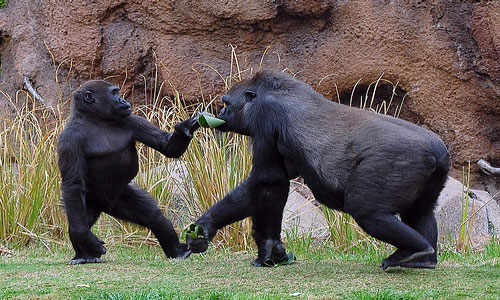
[[187, 70, 450, 270], [58, 80, 199, 264]]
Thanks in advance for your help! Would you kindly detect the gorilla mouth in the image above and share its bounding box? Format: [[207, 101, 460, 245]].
[[218, 107, 227, 117], [216, 108, 229, 128], [120, 107, 132, 115]]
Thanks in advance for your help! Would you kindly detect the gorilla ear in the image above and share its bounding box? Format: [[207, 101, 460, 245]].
[[84, 91, 95, 104], [244, 90, 257, 101], [268, 75, 282, 89]]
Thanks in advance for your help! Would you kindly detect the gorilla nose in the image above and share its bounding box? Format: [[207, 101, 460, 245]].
[[221, 95, 230, 105], [119, 98, 131, 109]]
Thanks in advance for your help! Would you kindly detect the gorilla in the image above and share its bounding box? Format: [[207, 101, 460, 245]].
[[187, 70, 450, 270], [57, 80, 199, 265]]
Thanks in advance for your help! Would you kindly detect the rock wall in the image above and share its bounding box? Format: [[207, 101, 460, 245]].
[[0, 0, 499, 192]]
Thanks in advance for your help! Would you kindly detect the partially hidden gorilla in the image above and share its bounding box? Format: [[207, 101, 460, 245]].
[[187, 70, 450, 270], [58, 80, 199, 265]]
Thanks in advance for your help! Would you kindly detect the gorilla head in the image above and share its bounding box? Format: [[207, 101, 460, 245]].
[[72, 80, 132, 121], [217, 70, 322, 139]]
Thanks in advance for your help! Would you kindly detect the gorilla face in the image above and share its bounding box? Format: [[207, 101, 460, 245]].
[[216, 70, 303, 138], [73, 80, 132, 121], [217, 81, 258, 136]]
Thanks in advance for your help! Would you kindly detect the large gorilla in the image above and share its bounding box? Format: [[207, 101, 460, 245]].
[[58, 80, 199, 264], [187, 70, 450, 269]]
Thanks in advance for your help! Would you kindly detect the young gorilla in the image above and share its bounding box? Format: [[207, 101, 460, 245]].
[[188, 70, 450, 270], [58, 80, 199, 265]]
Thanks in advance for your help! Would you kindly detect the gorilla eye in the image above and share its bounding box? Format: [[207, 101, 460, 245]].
[[245, 90, 256, 101], [84, 91, 94, 104]]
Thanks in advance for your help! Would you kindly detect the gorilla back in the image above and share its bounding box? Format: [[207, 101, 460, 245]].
[[58, 80, 199, 264], [189, 70, 450, 269]]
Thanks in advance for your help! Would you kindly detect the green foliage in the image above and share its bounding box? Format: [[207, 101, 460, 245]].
[[0, 96, 64, 247], [484, 235, 500, 259], [100, 290, 281, 300], [0, 0, 6, 9], [344, 289, 434, 300], [2, 246, 500, 300], [457, 161, 472, 252]]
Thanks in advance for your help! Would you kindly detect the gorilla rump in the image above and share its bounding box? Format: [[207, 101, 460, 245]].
[[188, 70, 450, 269], [57, 80, 199, 265]]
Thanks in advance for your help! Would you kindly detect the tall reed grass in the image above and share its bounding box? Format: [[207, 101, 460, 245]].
[[1, 47, 490, 257], [457, 161, 472, 253], [0, 86, 253, 251], [0, 92, 64, 249]]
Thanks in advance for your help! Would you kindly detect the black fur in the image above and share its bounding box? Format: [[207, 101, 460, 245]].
[[188, 70, 450, 269], [57, 80, 199, 265]]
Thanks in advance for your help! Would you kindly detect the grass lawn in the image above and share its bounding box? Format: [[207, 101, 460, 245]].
[[1, 244, 499, 300]]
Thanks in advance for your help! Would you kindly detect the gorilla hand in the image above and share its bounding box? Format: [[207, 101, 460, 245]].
[[175, 243, 193, 259], [185, 224, 209, 253], [174, 114, 201, 137]]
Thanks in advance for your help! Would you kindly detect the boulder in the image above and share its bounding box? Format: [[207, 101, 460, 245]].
[[281, 190, 329, 239], [435, 176, 500, 244]]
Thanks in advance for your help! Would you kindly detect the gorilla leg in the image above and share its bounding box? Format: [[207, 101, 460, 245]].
[[398, 172, 446, 269], [189, 181, 254, 253], [189, 179, 290, 266], [350, 211, 434, 270], [250, 182, 289, 267], [344, 185, 435, 269], [344, 160, 436, 270], [399, 211, 438, 268], [68, 205, 106, 265], [106, 185, 190, 259]]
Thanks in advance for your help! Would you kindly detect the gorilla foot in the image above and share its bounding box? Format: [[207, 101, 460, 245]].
[[67, 257, 105, 265], [251, 259, 265, 267], [251, 239, 295, 267], [176, 249, 192, 260], [400, 260, 437, 269], [400, 254, 437, 269], [381, 247, 434, 270]]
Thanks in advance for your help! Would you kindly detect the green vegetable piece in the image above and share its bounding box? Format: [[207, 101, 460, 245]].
[[263, 252, 296, 267], [198, 113, 225, 128], [183, 224, 205, 240], [278, 252, 296, 266]]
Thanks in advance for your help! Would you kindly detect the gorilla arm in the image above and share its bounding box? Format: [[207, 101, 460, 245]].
[[127, 114, 200, 158]]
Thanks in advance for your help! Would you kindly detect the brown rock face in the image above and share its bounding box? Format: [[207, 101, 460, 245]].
[[0, 0, 499, 192]]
